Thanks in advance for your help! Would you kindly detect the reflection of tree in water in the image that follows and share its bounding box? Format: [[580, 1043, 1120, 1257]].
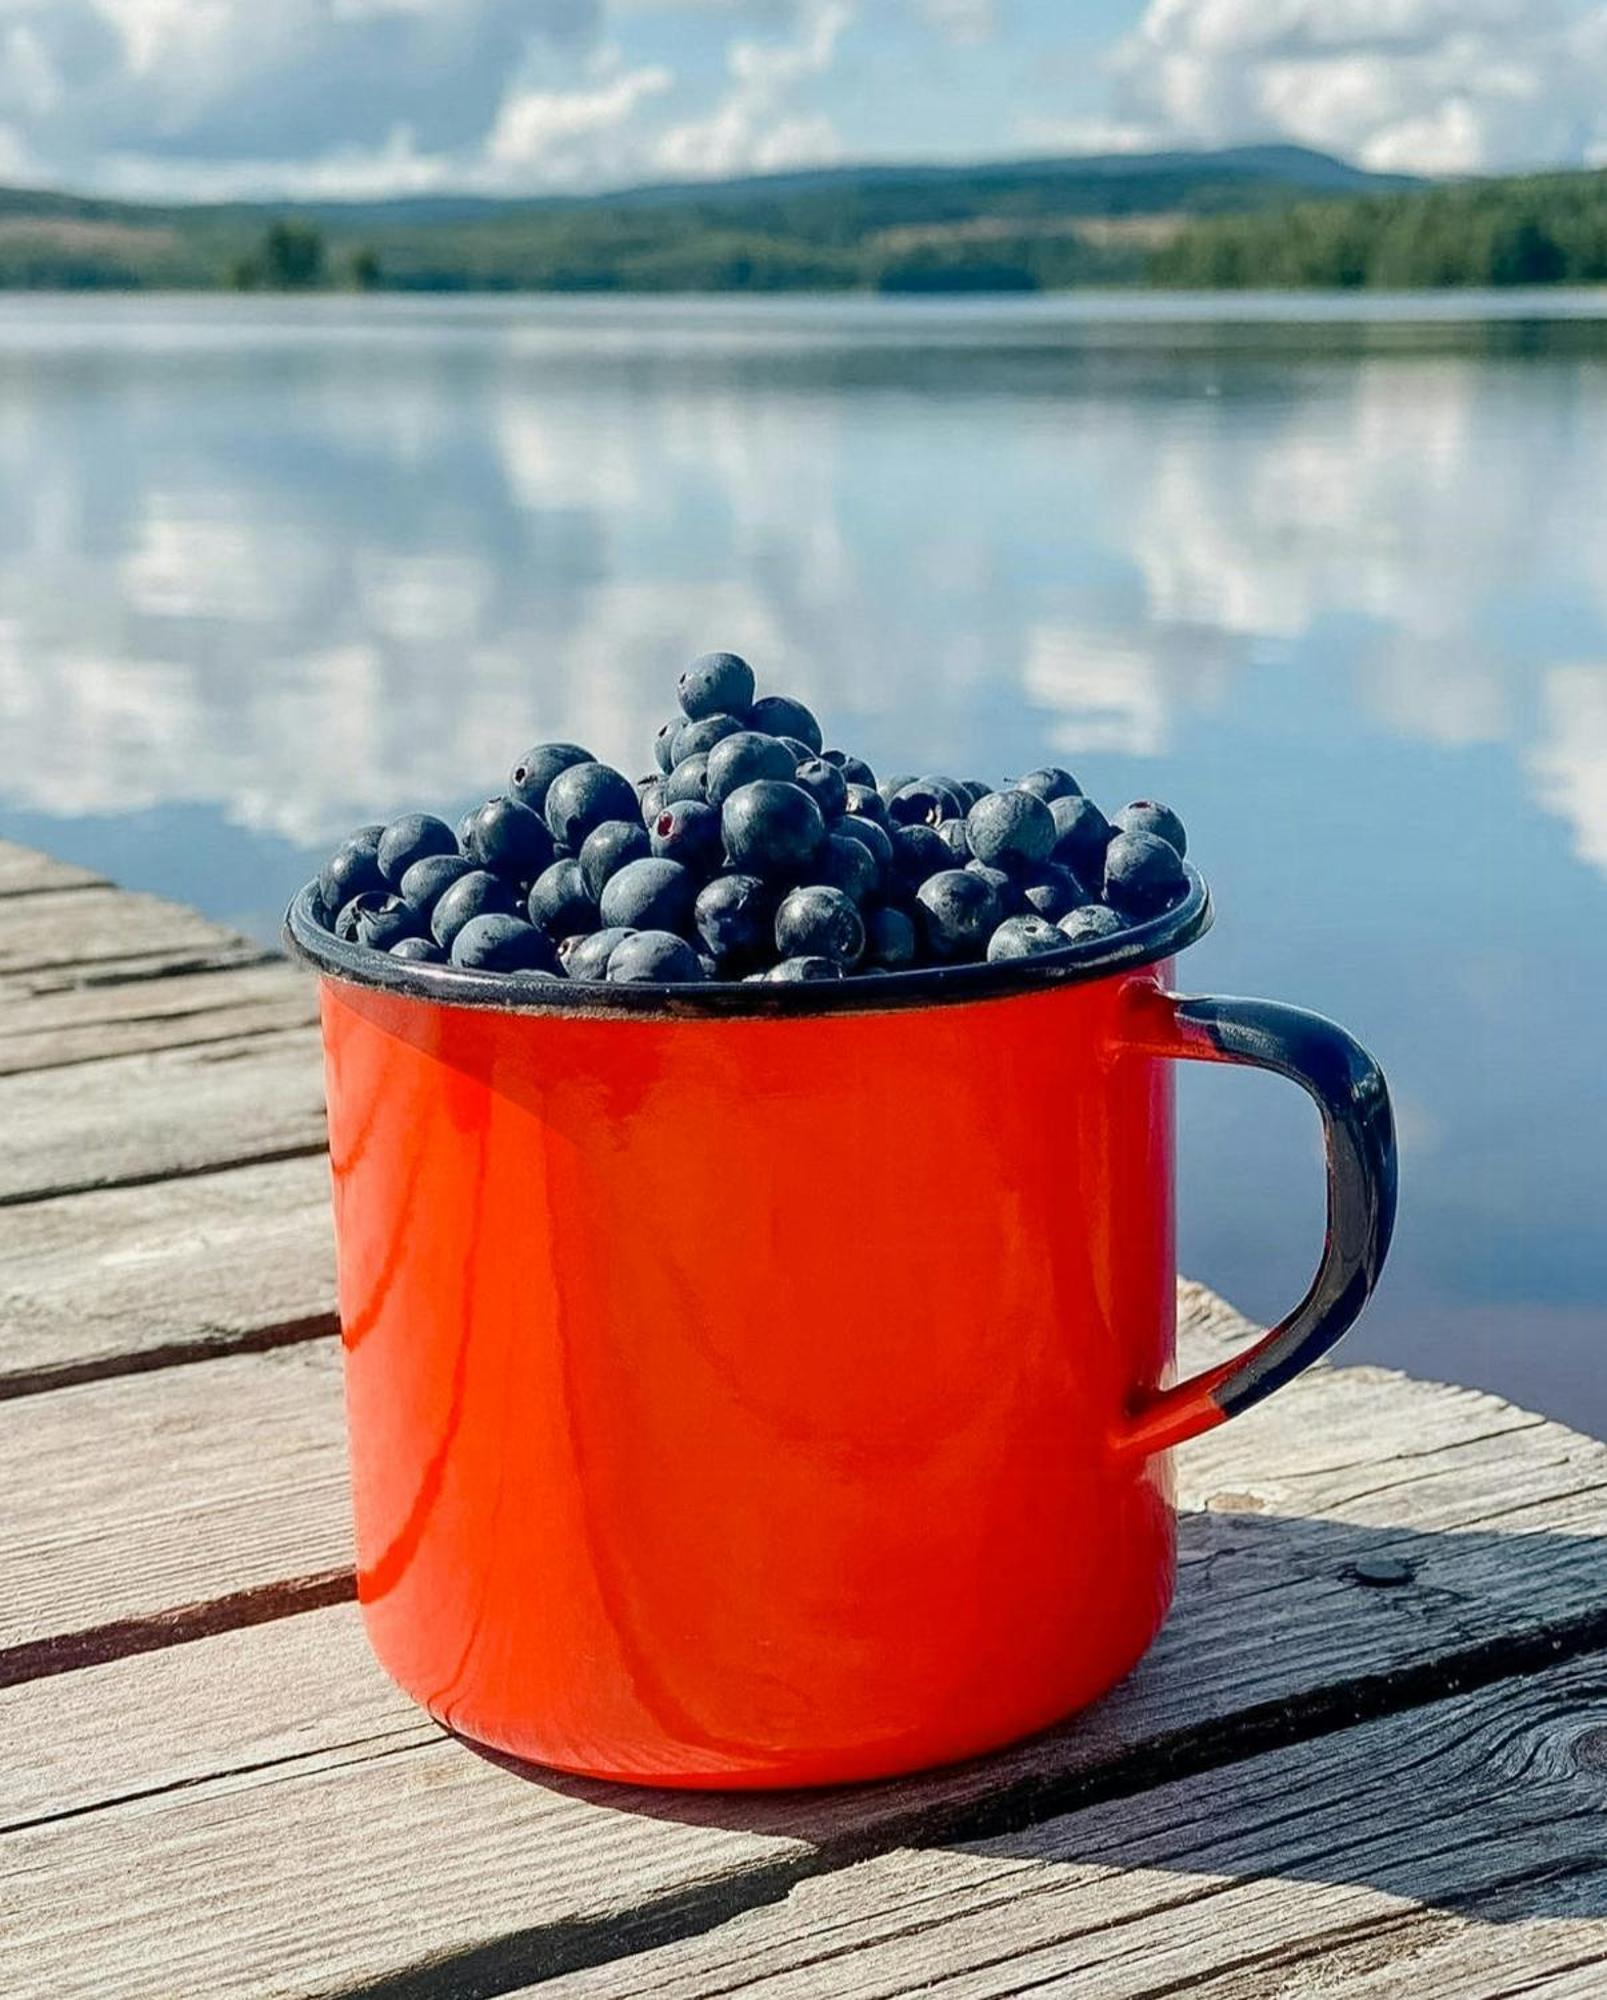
[[0, 304, 1603, 877]]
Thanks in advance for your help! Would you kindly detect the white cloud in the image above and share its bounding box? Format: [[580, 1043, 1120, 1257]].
[[487, 64, 673, 181], [0, 0, 871, 199], [0, 0, 604, 197], [1096, 0, 1607, 174], [1529, 665, 1607, 872], [652, 0, 848, 179]]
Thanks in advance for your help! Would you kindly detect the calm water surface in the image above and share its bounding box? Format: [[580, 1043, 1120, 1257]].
[[2, 292, 1603, 1433]]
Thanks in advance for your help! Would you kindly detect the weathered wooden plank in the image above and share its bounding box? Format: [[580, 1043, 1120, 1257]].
[[0, 1027, 327, 1204], [0, 883, 262, 978], [0, 1606, 428, 1831], [1, 1358, 1602, 1998], [0, 1645, 807, 2000], [0, 842, 106, 897], [0, 1342, 351, 1678], [0, 960, 314, 1075], [532, 1652, 1607, 2000], [0, 1153, 336, 1395]]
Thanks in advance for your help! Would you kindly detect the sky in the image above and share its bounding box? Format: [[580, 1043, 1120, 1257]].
[[0, 0, 1605, 202]]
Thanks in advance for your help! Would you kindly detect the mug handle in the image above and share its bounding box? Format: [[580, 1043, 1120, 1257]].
[[1113, 981, 1398, 1463]]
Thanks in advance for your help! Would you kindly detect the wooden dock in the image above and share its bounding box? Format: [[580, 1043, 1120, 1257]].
[[2, 836, 1605, 1998]]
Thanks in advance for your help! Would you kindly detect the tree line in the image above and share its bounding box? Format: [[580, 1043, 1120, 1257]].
[[6, 163, 1605, 294], [1153, 173, 1607, 288]]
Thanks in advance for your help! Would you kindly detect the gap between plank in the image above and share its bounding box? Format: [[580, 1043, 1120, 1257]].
[[0, 880, 108, 904], [0, 1311, 339, 1403], [0, 1138, 330, 1209], [0, 1569, 356, 1690]]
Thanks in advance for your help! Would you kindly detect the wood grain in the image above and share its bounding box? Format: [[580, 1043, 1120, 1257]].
[[0, 960, 315, 1075], [0, 1153, 337, 1395], [534, 1652, 1607, 2000], [0, 1026, 328, 1204], [0, 842, 105, 897], [0, 1358, 1602, 1998], [0, 883, 263, 978], [0, 1342, 351, 1676]]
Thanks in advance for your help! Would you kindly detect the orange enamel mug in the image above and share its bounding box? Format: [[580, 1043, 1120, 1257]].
[[286, 870, 1395, 1789]]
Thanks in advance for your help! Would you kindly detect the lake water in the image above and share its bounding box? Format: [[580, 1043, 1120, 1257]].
[[2, 291, 1604, 1435]]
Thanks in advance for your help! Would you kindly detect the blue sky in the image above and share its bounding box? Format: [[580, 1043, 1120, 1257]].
[[0, 0, 1603, 201]]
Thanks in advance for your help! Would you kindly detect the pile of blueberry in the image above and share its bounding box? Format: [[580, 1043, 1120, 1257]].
[[311, 652, 1191, 986]]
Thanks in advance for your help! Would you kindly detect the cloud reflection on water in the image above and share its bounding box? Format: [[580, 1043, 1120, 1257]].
[[1, 304, 1603, 876]]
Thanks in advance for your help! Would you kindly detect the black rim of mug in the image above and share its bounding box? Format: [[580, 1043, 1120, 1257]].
[[283, 865, 1212, 1019]]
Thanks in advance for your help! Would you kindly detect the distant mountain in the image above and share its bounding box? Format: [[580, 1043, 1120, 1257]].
[[0, 145, 1439, 294]]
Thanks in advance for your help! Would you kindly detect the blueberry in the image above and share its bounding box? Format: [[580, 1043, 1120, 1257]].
[[915, 868, 1002, 961], [509, 742, 593, 815], [822, 750, 877, 787], [607, 930, 706, 983], [598, 857, 697, 933], [456, 809, 479, 852], [958, 779, 992, 808], [889, 777, 969, 827], [878, 773, 916, 807], [1021, 863, 1087, 923], [793, 756, 848, 821], [390, 935, 445, 963], [674, 712, 745, 764], [638, 778, 669, 823], [399, 853, 475, 916], [832, 812, 893, 886], [1016, 767, 1083, 804], [811, 832, 883, 904], [356, 895, 424, 952], [663, 753, 710, 804], [450, 914, 559, 974], [721, 780, 827, 878], [965, 860, 1024, 915], [864, 904, 917, 969], [706, 731, 796, 806], [377, 812, 458, 889], [769, 956, 844, 982], [1103, 831, 1188, 917], [431, 870, 518, 951], [319, 834, 386, 915], [577, 819, 651, 902], [335, 892, 384, 942], [965, 789, 1056, 871], [650, 799, 723, 874], [1059, 904, 1127, 944], [890, 822, 952, 887], [466, 797, 555, 882], [987, 914, 1067, 962], [842, 782, 889, 827], [561, 926, 634, 981], [1115, 800, 1188, 858], [774, 736, 813, 767], [777, 884, 865, 968], [527, 859, 597, 937], [678, 651, 756, 722], [543, 762, 640, 850], [936, 819, 972, 862], [652, 720, 681, 776], [1049, 795, 1114, 881], [693, 872, 772, 968], [747, 695, 823, 753]]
